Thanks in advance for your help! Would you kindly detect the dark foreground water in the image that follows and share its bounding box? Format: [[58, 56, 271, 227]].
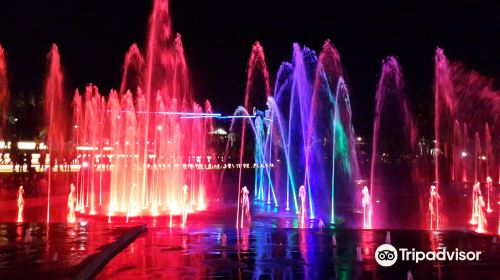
[[0, 199, 499, 279], [96, 214, 500, 279], [0, 222, 138, 279]]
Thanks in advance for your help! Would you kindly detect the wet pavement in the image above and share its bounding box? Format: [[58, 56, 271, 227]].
[[0, 201, 499, 279], [97, 214, 500, 279], [0, 222, 139, 279]]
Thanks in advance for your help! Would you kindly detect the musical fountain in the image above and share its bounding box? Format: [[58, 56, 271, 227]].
[[0, 0, 499, 278], [0, 0, 496, 234]]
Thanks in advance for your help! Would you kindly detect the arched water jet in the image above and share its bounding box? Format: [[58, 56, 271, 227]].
[[370, 57, 417, 229], [119, 43, 144, 95], [44, 43, 68, 222], [236, 42, 271, 228], [0, 45, 9, 132]]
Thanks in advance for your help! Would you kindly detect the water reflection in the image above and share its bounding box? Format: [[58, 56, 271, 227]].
[[97, 223, 500, 280], [0, 222, 134, 278]]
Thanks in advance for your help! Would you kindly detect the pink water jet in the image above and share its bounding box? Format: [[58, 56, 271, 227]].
[[120, 43, 144, 95], [17, 186, 24, 223], [298, 185, 307, 228], [236, 41, 271, 228], [434, 48, 456, 191], [475, 193, 487, 233], [361, 186, 372, 229], [179, 185, 189, 228], [239, 186, 251, 228], [370, 57, 417, 228], [429, 185, 440, 230], [469, 182, 480, 225], [44, 43, 68, 222], [68, 0, 214, 222], [67, 183, 76, 223], [0, 45, 9, 131], [486, 176, 493, 213], [434, 49, 499, 186]]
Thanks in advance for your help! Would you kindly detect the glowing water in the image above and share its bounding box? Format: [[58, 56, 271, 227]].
[[298, 185, 306, 228], [17, 186, 24, 222], [239, 40, 359, 225], [239, 186, 251, 228], [475, 193, 487, 233], [181, 185, 189, 228], [361, 186, 372, 229], [69, 0, 214, 221], [470, 182, 480, 225], [486, 176, 493, 213], [0, 45, 9, 131], [44, 44, 67, 222], [370, 57, 416, 228], [429, 185, 440, 230], [67, 184, 77, 223]]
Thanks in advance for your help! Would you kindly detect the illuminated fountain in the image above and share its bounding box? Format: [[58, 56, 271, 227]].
[[232, 40, 360, 226], [0, 45, 9, 132], [235, 46, 498, 231], [67, 183, 77, 223], [486, 176, 493, 213], [181, 185, 189, 228], [44, 43, 68, 222], [429, 185, 440, 230], [361, 186, 372, 229], [298, 185, 307, 228], [470, 182, 481, 225], [434, 49, 499, 232], [0, 0, 498, 235], [498, 202, 500, 235], [239, 186, 251, 228], [475, 193, 487, 233], [370, 57, 417, 228], [68, 0, 215, 222], [17, 186, 24, 223]]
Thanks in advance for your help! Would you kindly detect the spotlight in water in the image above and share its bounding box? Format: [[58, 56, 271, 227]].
[[461, 152, 468, 157]]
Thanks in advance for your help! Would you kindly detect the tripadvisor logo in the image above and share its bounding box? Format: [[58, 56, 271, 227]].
[[375, 244, 398, 267], [374, 244, 482, 267]]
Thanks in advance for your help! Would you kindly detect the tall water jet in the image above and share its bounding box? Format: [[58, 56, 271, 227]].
[[308, 40, 360, 223], [17, 186, 24, 223], [181, 185, 189, 228], [0, 45, 9, 132], [429, 185, 440, 230], [240, 186, 251, 228], [434, 48, 455, 190], [67, 183, 76, 223], [44, 43, 68, 222], [361, 186, 372, 229], [298, 185, 307, 228], [484, 123, 493, 185], [474, 132, 481, 182], [470, 182, 481, 225], [486, 176, 493, 213], [475, 192, 487, 233], [63, 0, 215, 220], [244, 40, 359, 226], [434, 48, 499, 192], [120, 43, 144, 94], [370, 57, 417, 228], [237, 41, 271, 228]]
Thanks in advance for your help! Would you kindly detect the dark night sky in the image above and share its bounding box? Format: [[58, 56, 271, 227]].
[[0, 0, 498, 137]]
